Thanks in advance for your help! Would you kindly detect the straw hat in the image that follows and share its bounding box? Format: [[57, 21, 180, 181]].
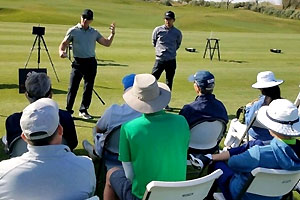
[[123, 74, 171, 114], [252, 71, 283, 89], [256, 99, 300, 137]]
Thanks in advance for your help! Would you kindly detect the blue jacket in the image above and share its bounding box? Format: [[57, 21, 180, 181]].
[[179, 94, 228, 127], [245, 96, 273, 141], [228, 138, 300, 200]]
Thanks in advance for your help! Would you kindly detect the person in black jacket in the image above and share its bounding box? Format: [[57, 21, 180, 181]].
[[4, 72, 78, 157]]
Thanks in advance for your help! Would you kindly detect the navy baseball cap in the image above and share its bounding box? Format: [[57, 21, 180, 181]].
[[164, 11, 175, 20], [188, 70, 215, 90], [82, 9, 93, 20]]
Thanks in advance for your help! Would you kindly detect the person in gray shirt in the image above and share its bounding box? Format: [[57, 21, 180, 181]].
[[151, 11, 182, 99], [59, 9, 115, 119]]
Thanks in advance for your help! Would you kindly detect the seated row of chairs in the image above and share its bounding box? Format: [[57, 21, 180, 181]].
[[143, 167, 300, 200]]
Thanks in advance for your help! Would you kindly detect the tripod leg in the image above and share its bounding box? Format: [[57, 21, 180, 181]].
[[24, 35, 38, 68], [41, 36, 60, 82]]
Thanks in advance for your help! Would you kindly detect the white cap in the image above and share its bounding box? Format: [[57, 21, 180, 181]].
[[20, 98, 59, 140]]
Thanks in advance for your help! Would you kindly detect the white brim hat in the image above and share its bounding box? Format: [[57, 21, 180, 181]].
[[256, 99, 300, 137], [252, 71, 283, 89], [123, 74, 171, 114]]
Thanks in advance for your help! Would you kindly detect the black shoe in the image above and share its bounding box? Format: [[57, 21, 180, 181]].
[[66, 109, 74, 115]]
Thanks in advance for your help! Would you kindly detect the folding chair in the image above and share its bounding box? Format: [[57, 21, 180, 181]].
[[237, 111, 266, 146], [213, 167, 300, 200], [189, 119, 227, 154], [85, 196, 99, 200], [142, 169, 223, 200]]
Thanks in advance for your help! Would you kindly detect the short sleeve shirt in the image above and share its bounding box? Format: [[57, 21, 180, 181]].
[[64, 23, 102, 58], [119, 110, 190, 199]]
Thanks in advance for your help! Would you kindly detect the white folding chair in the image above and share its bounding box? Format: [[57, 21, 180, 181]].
[[214, 167, 300, 200], [85, 195, 99, 200], [237, 111, 266, 146], [189, 119, 226, 151], [142, 169, 223, 200]]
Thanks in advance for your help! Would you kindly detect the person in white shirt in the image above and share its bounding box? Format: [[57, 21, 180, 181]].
[[0, 98, 96, 200]]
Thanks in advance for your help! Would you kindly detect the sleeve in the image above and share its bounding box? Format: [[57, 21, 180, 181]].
[[59, 111, 78, 151], [152, 28, 158, 47], [95, 29, 102, 41], [118, 124, 131, 162], [95, 106, 112, 132], [245, 96, 264, 125], [64, 28, 74, 42], [228, 145, 260, 173], [176, 30, 182, 50], [5, 113, 22, 147]]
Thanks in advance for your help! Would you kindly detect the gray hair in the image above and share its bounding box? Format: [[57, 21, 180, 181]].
[[25, 72, 51, 103]]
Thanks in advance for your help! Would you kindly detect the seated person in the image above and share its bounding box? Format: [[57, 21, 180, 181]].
[[103, 74, 190, 200], [5, 72, 78, 156], [225, 71, 283, 147], [179, 70, 228, 154], [0, 98, 96, 199], [179, 70, 228, 127], [82, 74, 142, 169], [195, 99, 300, 200]]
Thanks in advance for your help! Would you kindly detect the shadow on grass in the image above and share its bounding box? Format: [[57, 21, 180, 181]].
[[96, 59, 128, 67], [221, 59, 248, 64], [228, 114, 236, 120], [73, 117, 99, 124], [52, 88, 67, 94], [0, 84, 19, 90]]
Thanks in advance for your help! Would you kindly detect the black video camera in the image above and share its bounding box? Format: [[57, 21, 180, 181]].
[[32, 26, 45, 36]]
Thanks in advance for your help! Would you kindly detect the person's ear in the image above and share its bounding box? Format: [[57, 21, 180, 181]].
[[58, 124, 63, 136]]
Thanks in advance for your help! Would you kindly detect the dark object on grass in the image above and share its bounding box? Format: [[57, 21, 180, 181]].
[[270, 48, 281, 53], [185, 48, 197, 52]]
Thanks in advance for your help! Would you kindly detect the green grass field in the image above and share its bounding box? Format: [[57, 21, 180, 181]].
[[0, 0, 300, 198]]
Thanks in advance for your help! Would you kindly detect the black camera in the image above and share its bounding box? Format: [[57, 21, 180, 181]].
[[32, 26, 45, 36]]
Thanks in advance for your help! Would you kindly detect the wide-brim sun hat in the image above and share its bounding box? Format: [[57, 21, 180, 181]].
[[252, 71, 283, 89], [123, 74, 171, 114], [256, 99, 300, 137]]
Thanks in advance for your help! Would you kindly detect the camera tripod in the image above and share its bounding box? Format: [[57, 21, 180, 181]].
[[24, 32, 60, 82]]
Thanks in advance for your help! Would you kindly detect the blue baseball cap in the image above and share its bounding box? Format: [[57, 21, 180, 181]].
[[122, 74, 136, 91], [188, 70, 215, 90]]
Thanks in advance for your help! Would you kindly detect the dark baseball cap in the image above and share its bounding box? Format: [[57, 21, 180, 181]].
[[82, 9, 93, 20], [164, 11, 175, 20], [188, 70, 215, 90]]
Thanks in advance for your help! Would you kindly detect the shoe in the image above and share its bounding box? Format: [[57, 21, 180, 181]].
[[79, 111, 93, 119], [82, 140, 98, 160], [189, 154, 212, 170]]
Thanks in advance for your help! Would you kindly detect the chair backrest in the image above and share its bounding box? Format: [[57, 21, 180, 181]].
[[237, 167, 300, 199], [85, 195, 99, 200], [189, 120, 226, 150], [104, 126, 121, 154], [237, 111, 266, 146], [9, 136, 69, 158], [142, 169, 223, 200], [9, 137, 28, 158]]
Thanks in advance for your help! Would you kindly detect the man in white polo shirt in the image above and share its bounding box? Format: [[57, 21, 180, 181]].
[[0, 98, 96, 200]]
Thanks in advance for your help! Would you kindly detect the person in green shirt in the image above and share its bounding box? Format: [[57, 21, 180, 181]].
[[103, 74, 190, 200]]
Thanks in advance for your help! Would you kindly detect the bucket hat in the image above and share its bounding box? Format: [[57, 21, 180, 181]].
[[123, 74, 171, 114], [252, 71, 283, 89], [256, 99, 300, 137]]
